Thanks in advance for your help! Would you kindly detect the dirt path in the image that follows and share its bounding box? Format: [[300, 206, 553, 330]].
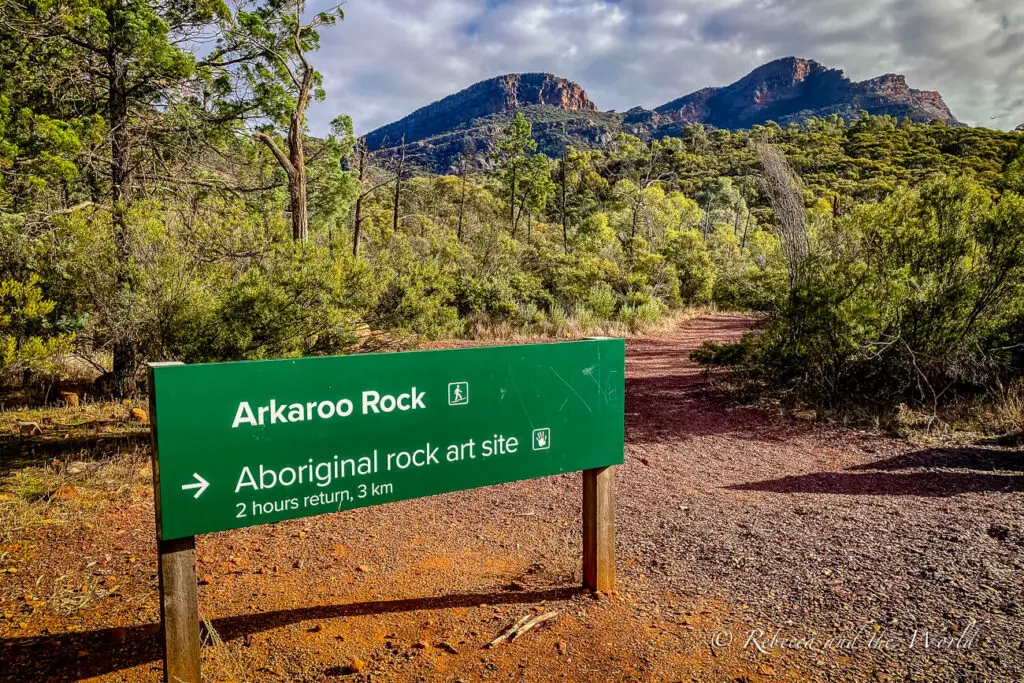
[[622, 316, 1024, 682], [2, 315, 1022, 682]]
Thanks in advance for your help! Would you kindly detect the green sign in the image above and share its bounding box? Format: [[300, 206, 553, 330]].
[[149, 340, 625, 540]]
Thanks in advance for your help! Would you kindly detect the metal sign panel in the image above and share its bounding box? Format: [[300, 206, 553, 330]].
[[150, 340, 625, 539]]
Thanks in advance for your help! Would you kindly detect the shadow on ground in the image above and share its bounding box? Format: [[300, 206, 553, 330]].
[[847, 446, 1024, 472], [728, 470, 1024, 496], [0, 587, 582, 681], [0, 430, 150, 475], [730, 446, 1024, 497]]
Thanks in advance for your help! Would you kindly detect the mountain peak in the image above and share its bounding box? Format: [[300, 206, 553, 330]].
[[365, 73, 595, 150], [655, 57, 957, 129], [365, 58, 962, 173], [742, 56, 831, 83]]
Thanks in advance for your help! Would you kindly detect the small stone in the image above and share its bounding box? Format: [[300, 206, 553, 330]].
[[556, 641, 567, 655], [347, 656, 367, 673], [356, 565, 369, 573], [309, 624, 324, 633], [293, 560, 304, 569], [757, 664, 777, 677], [412, 641, 429, 649], [437, 641, 459, 654]]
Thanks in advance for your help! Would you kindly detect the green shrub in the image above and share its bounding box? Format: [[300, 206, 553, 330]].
[[696, 177, 1024, 414], [584, 283, 618, 320], [570, 304, 600, 331], [180, 244, 378, 361], [662, 228, 714, 304], [620, 300, 665, 332], [548, 305, 568, 329], [0, 275, 75, 380]]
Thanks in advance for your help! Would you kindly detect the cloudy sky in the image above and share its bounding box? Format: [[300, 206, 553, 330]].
[[306, 0, 1024, 135]]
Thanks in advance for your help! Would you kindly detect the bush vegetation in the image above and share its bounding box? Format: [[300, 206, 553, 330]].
[[1, 1, 1021, 424]]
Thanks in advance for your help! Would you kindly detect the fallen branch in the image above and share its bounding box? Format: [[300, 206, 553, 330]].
[[486, 614, 532, 648], [486, 611, 559, 647], [509, 611, 558, 642]]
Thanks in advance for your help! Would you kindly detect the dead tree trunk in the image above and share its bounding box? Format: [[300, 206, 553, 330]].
[[353, 138, 368, 257], [509, 165, 517, 235], [392, 136, 406, 234], [457, 154, 468, 243], [560, 148, 568, 253]]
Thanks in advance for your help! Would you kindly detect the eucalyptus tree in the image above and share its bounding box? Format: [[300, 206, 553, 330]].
[[214, 0, 344, 241]]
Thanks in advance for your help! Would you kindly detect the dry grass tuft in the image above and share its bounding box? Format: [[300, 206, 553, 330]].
[[202, 615, 252, 681], [467, 307, 705, 342], [0, 401, 152, 546], [892, 381, 1024, 444]]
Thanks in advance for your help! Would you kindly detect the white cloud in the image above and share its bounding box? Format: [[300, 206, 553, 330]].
[[305, 0, 1024, 134]]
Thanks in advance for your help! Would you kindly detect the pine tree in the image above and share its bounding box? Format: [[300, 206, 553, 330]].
[[490, 112, 536, 237]]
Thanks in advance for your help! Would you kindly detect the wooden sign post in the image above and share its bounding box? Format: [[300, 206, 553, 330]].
[[148, 341, 624, 680], [148, 362, 201, 682], [157, 536, 200, 683], [582, 466, 615, 591]]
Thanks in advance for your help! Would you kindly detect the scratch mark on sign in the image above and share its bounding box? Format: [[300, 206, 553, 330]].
[[604, 370, 620, 403], [551, 367, 593, 413], [507, 367, 534, 428]]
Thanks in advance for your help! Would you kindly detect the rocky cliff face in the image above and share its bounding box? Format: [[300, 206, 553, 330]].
[[366, 58, 961, 173], [654, 57, 959, 128], [857, 73, 956, 122], [364, 73, 596, 151]]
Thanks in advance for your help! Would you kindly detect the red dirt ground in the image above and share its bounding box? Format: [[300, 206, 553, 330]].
[[1, 314, 1022, 682]]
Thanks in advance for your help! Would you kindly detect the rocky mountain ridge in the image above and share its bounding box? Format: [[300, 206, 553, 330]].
[[364, 73, 596, 151], [365, 57, 962, 173]]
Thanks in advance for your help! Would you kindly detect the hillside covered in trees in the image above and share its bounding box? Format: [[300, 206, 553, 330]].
[[365, 58, 963, 174], [1, 1, 1023, 423]]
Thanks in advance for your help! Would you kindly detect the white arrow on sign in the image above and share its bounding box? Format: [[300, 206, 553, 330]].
[[181, 473, 209, 499]]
